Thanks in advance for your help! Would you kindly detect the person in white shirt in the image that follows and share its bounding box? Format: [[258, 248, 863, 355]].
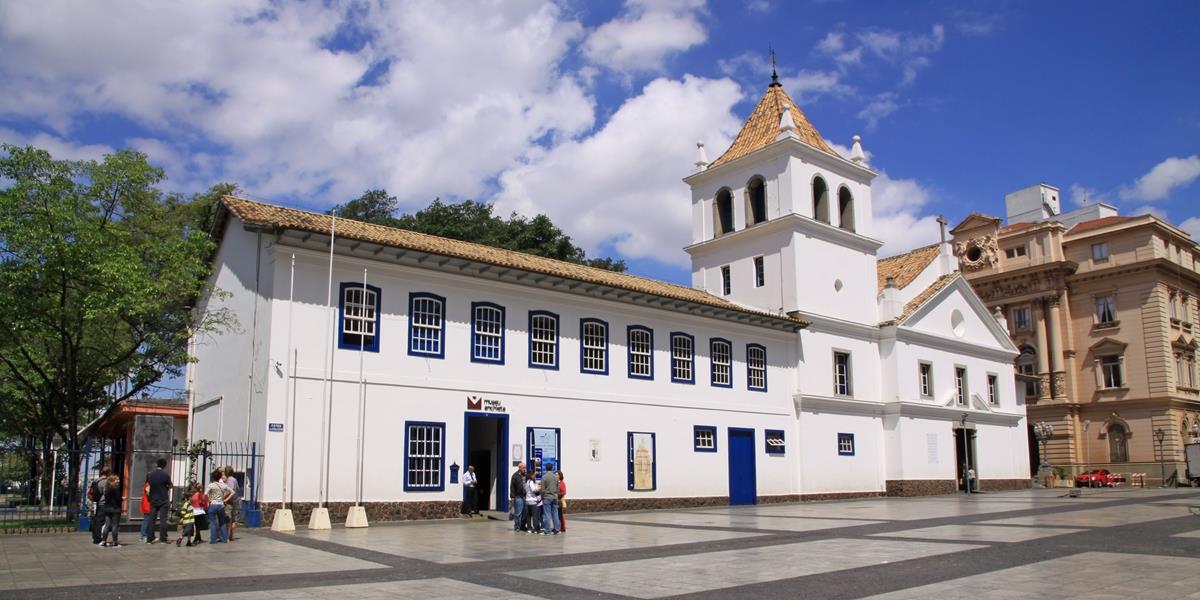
[[462, 465, 478, 516]]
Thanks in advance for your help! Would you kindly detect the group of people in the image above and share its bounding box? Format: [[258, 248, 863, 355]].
[[88, 459, 243, 548], [508, 462, 566, 534]]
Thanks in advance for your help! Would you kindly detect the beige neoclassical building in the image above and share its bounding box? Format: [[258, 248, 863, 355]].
[[951, 184, 1200, 485]]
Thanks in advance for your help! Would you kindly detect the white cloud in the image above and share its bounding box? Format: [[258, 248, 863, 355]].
[[871, 171, 942, 257], [582, 0, 707, 74], [780, 70, 852, 103], [493, 76, 744, 266], [1068, 183, 1109, 207], [1180, 217, 1200, 241], [0, 0, 595, 208], [0, 127, 113, 161], [1119, 155, 1200, 202], [857, 95, 899, 131], [745, 0, 772, 13], [815, 32, 863, 67], [1129, 205, 1167, 219]]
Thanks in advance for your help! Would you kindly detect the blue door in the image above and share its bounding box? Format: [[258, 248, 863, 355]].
[[728, 428, 757, 505]]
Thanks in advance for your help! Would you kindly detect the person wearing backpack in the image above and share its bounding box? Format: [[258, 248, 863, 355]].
[[88, 467, 111, 545]]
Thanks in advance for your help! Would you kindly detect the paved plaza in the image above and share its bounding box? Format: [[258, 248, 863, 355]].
[[3, 488, 1199, 599]]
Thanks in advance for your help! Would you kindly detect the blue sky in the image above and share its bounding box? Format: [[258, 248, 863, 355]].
[[2, 0, 1198, 288]]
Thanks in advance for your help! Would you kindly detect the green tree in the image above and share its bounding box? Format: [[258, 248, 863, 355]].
[[331, 191, 627, 272], [326, 188, 399, 224], [0, 145, 234, 507]]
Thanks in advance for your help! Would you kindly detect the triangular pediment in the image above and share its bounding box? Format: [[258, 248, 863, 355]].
[[1089, 337, 1128, 354], [899, 276, 1018, 352], [949, 213, 1001, 235]]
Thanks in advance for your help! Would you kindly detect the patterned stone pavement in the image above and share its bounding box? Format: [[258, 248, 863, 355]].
[[2, 487, 1198, 599]]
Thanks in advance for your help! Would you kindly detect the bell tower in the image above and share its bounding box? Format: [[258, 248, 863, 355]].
[[682, 77, 882, 325]]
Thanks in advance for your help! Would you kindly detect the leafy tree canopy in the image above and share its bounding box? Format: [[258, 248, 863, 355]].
[[0, 145, 234, 500], [329, 190, 626, 272]]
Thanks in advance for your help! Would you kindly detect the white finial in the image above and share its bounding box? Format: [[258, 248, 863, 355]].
[[849, 134, 867, 165], [694, 140, 709, 172], [779, 104, 797, 132], [776, 104, 798, 141]]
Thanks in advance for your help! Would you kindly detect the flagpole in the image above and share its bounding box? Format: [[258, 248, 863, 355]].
[[345, 266, 370, 528], [356, 267, 366, 505], [271, 254, 298, 532], [310, 216, 336, 530], [282, 253, 295, 508]]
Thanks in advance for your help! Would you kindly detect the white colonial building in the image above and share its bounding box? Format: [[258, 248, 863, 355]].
[[189, 77, 1029, 524]]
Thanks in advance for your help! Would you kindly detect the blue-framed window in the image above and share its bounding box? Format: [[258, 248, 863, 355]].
[[837, 432, 855, 456], [765, 429, 785, 455], [528, 310, 559, 370], [470, 302, 505, 364], [404, 421, 445, 491], [627, 431, 657, 491], [338, 282, 381, 352], [694, 426, 717, 452], [671, 332, 695, 384], [627, 326, 654, 380], [408, 292, 446, 358], [710, 338, 732, 387], [747, 344, 767, 391], [580, 318, 609, 375]]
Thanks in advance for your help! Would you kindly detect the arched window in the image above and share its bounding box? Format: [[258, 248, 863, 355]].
[[838, 186, 855, 232], [714, 189, 734, 236], [746, 176, 766, 226], [812, 176, 830, 224], [1108, 423, 1129, 463]]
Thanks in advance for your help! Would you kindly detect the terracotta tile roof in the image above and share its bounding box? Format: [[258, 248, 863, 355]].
[[876, 244, 940, 292], [709, 84, 837, 168], [220, 196, 806, 329], [882, 273, 959, 326], [1067, 215, 1136, 235]]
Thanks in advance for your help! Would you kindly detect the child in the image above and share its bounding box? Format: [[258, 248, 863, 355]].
[[176, 488, 196, 547], [190, 483, 208, 545]]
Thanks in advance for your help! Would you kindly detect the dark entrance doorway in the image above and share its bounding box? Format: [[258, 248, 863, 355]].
[[728, 428, 757, 505], [1027, 423, 1040, 476], [464, 413, 509, 512], [954, 426, 977, 492]]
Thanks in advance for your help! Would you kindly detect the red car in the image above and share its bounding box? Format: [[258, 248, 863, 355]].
[[1075, 469, 1119, 487]]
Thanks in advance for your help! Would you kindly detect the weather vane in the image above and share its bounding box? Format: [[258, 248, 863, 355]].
[[769, 45, 780, 87]]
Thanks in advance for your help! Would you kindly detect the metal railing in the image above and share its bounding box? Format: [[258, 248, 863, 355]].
[[0, 439, 262, 533]]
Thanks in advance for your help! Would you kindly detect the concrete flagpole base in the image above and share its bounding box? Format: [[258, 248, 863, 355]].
[[308, 507, 332, 530], [345, 505, 369, 528], [271, 508, 296, 532]]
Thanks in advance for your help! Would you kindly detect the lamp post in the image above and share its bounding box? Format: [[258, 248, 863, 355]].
[[1082, 420, 1091, 488], [1033, 422, 1054, 486], [1155, 428, 1167, 487]]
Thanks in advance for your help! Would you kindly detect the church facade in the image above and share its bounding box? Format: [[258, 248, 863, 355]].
[[188, 79, 1029, 524]]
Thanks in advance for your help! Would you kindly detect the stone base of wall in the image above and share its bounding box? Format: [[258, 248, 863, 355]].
[[567, 496, 728, 513], [977, 478, 1032, 492], [885, 479, 957, 497], [260, 501, 460, 527]]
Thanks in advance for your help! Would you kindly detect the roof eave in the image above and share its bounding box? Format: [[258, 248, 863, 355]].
[[684, 136, 876, 185]]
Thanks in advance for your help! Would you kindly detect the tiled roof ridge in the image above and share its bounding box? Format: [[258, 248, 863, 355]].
[[709, 84, 838, 168], [876, 243, 941, 292], [1066, 215, 1138, 235], [220, 195, 807, 328], [881, 272, 960, 326]]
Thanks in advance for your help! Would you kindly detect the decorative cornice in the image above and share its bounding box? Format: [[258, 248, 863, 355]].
[[883, 401, 1026, 426], [888, 325, 1019, 362], [796, 394, 885, 417], [792, 311, 882, 340]]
